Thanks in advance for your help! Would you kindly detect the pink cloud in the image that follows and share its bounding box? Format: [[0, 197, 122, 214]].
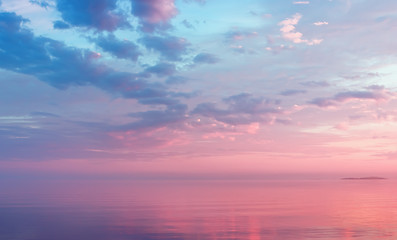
[[131, 0, 178, 32], [293, 1, 310, 4], [279, 13, 323, 45]]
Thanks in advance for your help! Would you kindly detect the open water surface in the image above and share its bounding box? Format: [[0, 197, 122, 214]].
[[0, 179, 396, 239]]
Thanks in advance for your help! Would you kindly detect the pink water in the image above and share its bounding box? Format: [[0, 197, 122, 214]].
[[0, 179, 396, 239]]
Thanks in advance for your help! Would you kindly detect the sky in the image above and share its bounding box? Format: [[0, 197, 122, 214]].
[[1, 0, 397, 179]]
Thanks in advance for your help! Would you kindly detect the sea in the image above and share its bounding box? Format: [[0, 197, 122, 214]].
[[0, 178, 396, 239]]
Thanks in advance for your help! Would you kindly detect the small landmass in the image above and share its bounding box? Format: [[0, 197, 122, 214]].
[[341, 176, 387, 180]]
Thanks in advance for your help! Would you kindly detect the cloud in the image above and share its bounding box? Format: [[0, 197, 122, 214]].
[[29, 0, 51, 8], [225, 30, 258, 41], [192, 93, 283, 125], [183, 0, 206, 4], [342, 72, 381, 80], [308, 98, 336, 108], [0, 111, 188, 160], [138, 97, 180, 106], [193, 53, 220, 64], [309, 87, 394, 107], [280, 89, 307, 96], [94, 34, 141, 61], [166, 75, 189, 85], [145, 62, 176, 77], [375, 151, 397, 160], [279, 13, 323, 45], [181, 19, 194, 29], [313, 21, 328, 26], [0, 12, 29, 32], [29, 112, 60, 118], [139, 35, 190, 61], [55, 0, 129, 31], [300, 81, 330, 88], [130, 0, 178, 32], [265, 44, 294, 54], [229, 45, 256, 55], [0, 10, 179, 104], [293, 1, 310, 4], [123, 104, 188, 130], [53, 20, 71, 29], [0, 116, 115, 161]]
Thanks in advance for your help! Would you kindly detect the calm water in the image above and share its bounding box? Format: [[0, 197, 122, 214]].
[[0, 179, 396, 240]]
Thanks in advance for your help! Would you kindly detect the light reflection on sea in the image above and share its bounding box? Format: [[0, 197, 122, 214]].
[[0, 179, 396, 239]]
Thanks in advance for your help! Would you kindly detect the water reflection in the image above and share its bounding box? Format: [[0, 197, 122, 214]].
[[0, 179, 396, 239]]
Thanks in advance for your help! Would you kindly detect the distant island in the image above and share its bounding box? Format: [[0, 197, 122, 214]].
[[341, 176, 387, 180]]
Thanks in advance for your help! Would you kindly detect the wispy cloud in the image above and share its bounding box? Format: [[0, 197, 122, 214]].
[[309, 87, 394, 108], [293, 1, 310, 4], [313, 21, 329, 26]]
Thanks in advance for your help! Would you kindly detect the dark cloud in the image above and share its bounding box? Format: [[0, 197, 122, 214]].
[[280, 89, 306, 96], [193, 93, 282, 125], [130, 0, 178, 33], [94, 34, 141, 61], [0, 12, 29, 32], [124, 104, 187, 130], [55, 0, 129, 31], [145, 62, 176, 77], [0, 10, 177, 104], [193, 53, 220, 64], [181, 19, 194, 29], [309, 88, 393, 107], [169, 91, 198, 99], [53, 20, 71, 29], [166, 75, 189, 85], [224, 93, 281, 113], [140, 35, 190, 61]]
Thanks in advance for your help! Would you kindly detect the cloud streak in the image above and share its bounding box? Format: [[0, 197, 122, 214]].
[[309, 87, 394, 107]]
